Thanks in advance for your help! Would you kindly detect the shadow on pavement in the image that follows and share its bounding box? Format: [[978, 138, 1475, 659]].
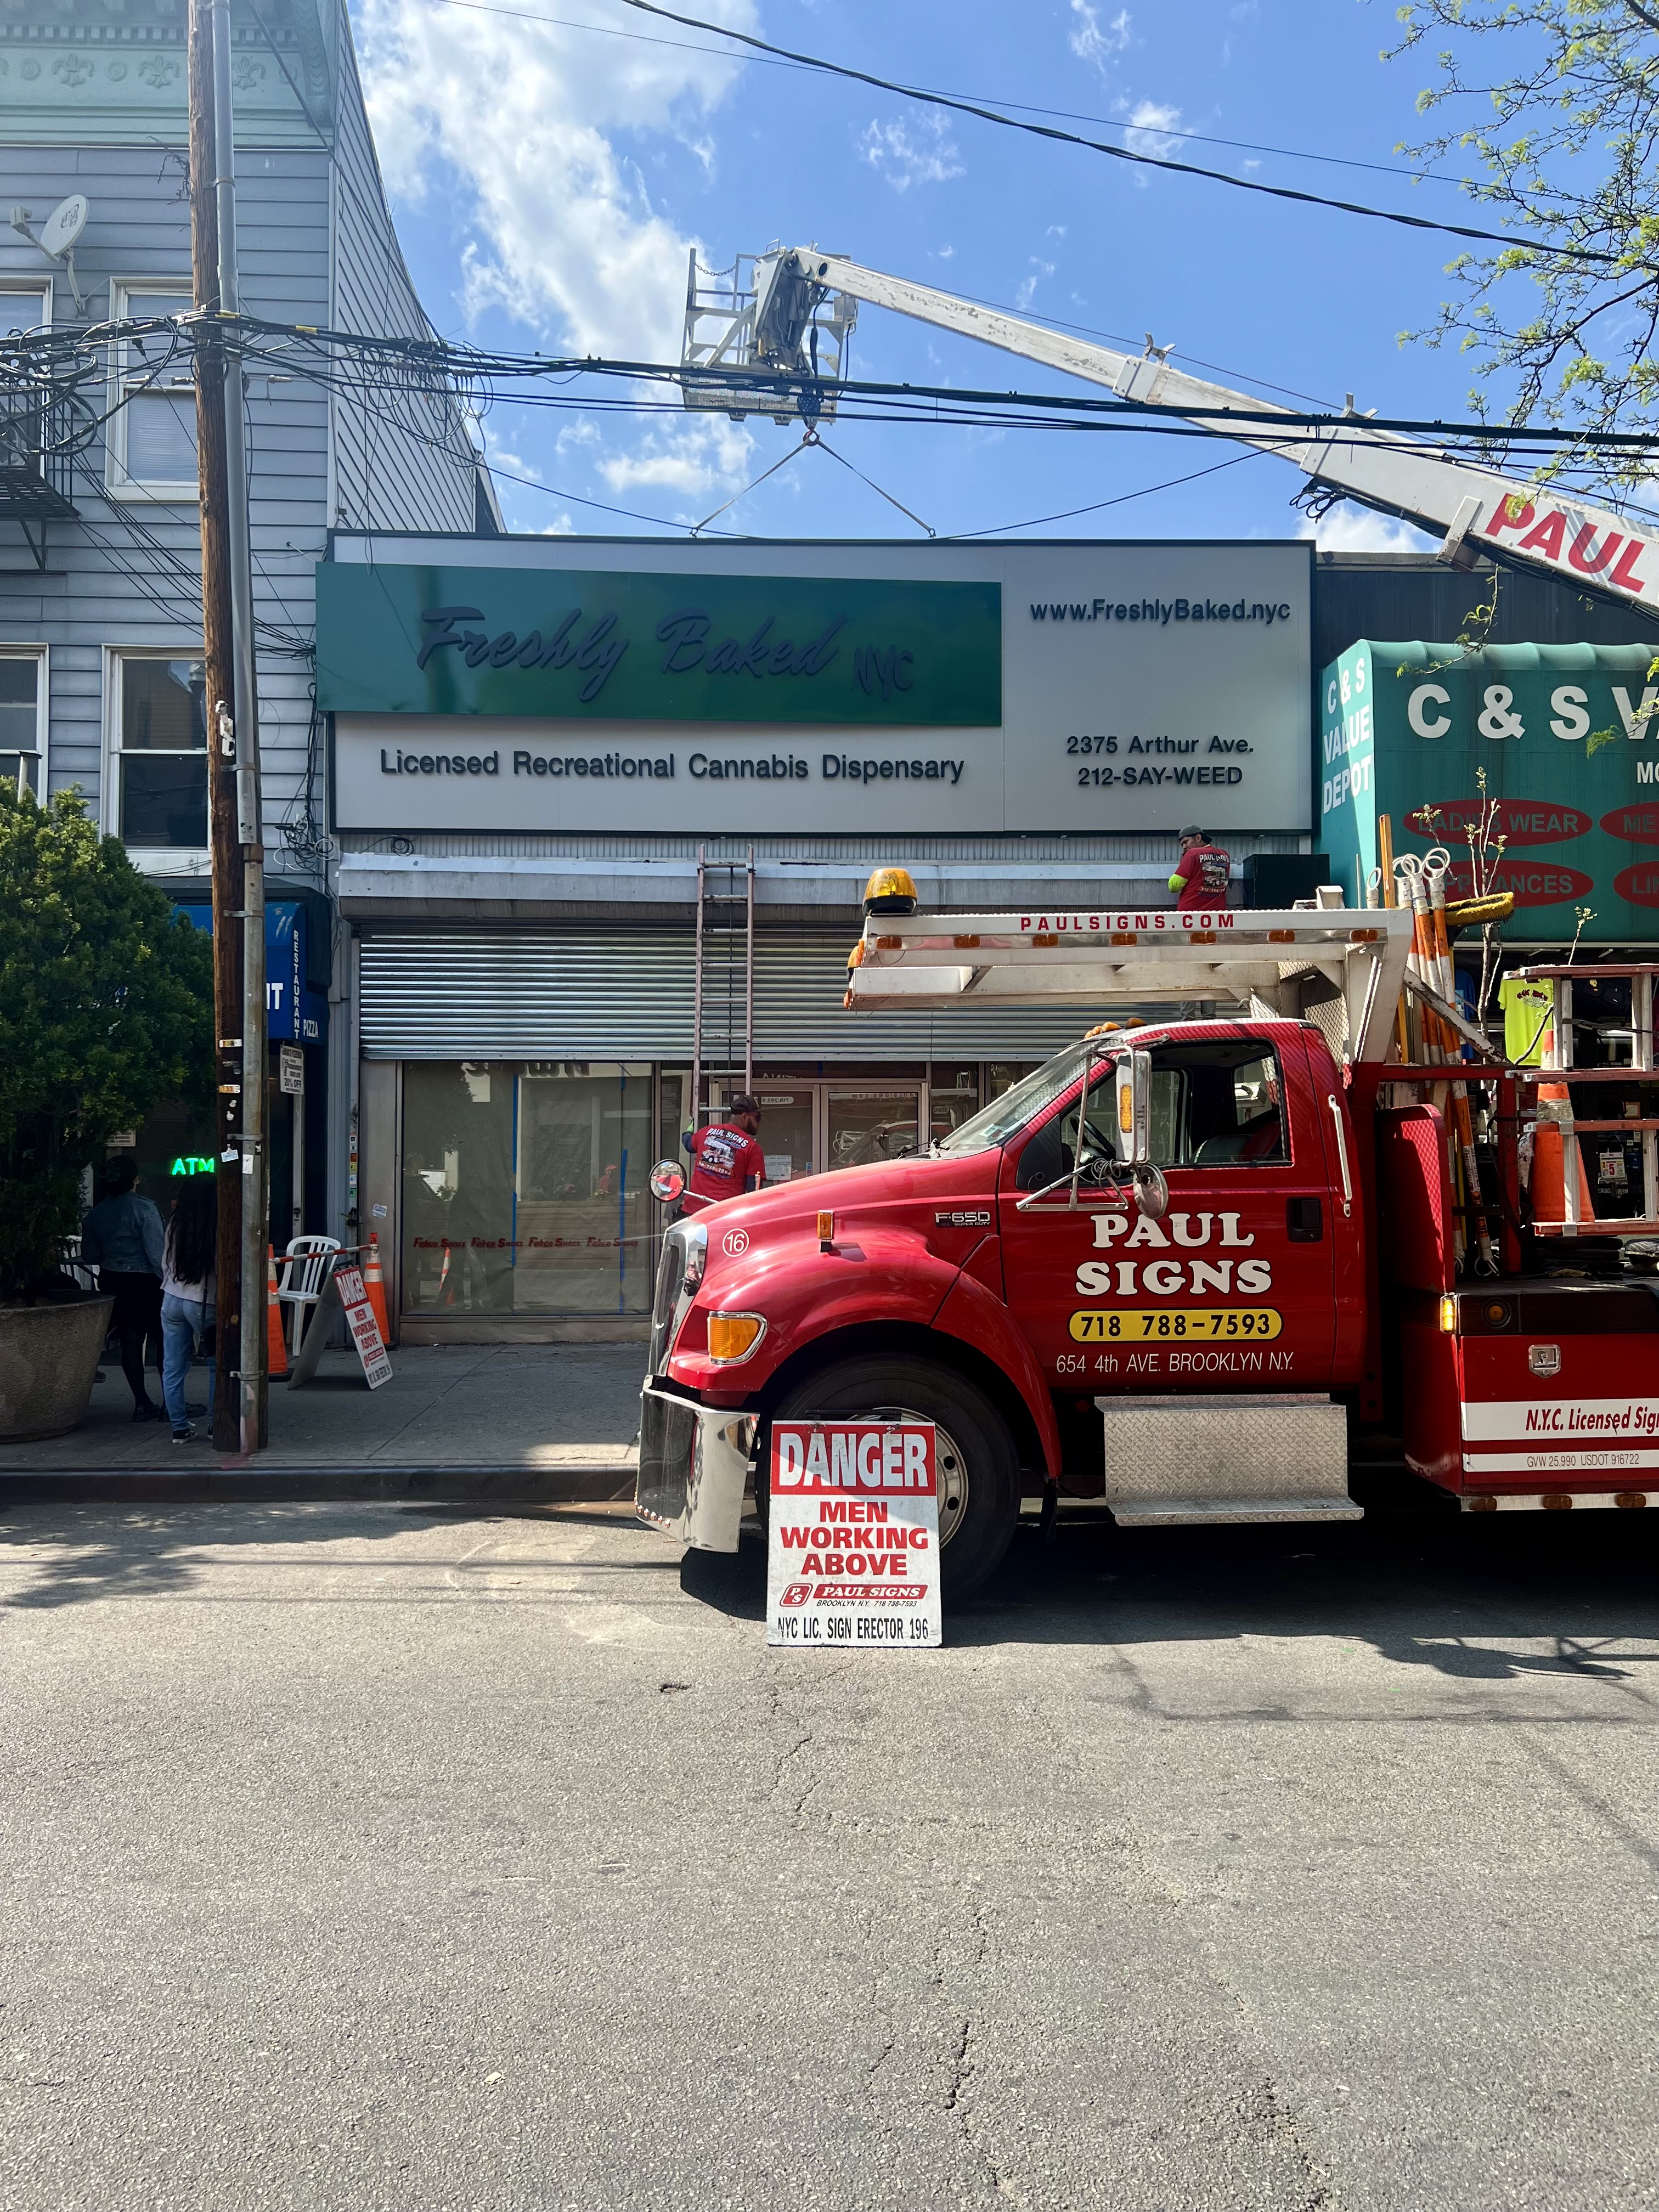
[[0, 1502, 483, 1612], [679, 1502, 1659, 1683]]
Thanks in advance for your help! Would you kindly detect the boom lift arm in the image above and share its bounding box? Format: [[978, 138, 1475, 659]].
[[682, 246, 1659, 619]]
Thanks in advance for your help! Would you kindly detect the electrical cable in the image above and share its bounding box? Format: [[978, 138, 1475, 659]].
[[945, 447, 1269, 538], [420, 0, 1505, 193], [608, 0, 1625, 266]]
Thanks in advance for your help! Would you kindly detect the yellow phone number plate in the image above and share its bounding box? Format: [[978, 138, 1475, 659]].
[[1069, 1307, 1284, 1342]]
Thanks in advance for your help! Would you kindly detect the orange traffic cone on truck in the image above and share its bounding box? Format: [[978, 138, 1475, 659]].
[[1530, 1081, 1596, 1228], [363, 1232, 392, 1345], [266, 1245, 289, 1381]]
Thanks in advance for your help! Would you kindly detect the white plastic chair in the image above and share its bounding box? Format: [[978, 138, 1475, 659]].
[[275, 1235, 341, 1353]]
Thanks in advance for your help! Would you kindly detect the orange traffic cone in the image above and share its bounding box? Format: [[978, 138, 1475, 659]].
[[363, 1231, 392, 1345], [1531, 1082, 1596, 1229], [266, 1245, 289, 1381]]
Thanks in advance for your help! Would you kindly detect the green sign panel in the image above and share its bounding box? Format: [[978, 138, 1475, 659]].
[[1321, 640, 1659, 941], [315, 563, 1003, 726]]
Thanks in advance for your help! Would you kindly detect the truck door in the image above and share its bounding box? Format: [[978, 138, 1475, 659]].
[[999, 1030, 1336, 1397]]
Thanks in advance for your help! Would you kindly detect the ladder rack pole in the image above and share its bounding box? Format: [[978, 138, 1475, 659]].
[[692, 845, 706, 1128], [745, 844, 755, 1098]]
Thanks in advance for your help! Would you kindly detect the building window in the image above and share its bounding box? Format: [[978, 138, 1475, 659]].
[[0, 652, 46, 798], [107, 284, 197, 500], [0, 283, 50, 337], [402, 1062, 653, 1317], [114, 656, 208, 849]]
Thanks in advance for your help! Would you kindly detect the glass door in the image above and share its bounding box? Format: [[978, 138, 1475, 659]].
[[825, 1086, 922, 1172], [712, 1082, 818, 1185]]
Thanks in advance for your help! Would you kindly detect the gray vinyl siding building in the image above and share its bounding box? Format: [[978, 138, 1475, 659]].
[[0, 0, 489, 1241]]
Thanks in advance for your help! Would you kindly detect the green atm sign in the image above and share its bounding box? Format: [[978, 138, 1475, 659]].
[[315, 563, 1003, 726], [1320, 640, 1659, 939]]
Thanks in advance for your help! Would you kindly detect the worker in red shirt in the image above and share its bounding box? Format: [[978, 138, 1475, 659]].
[[1169, 826, 1232, 911], [682, 1093, 766, 1208]]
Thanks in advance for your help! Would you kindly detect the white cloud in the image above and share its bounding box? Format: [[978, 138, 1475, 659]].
[[860, 111, 964, 191], [1299, 503, 1436, 555], [356, 0, 755, 363], [599, 415, 755, 500], [1122, 99, 1185, 162], [1069, 0, 1133, 75], [1015, 256, 1057, 311]]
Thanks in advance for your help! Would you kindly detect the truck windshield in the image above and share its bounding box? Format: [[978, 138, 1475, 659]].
[[932, 1043, 1093, 1156]]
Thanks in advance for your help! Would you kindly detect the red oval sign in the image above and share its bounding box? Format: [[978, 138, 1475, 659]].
[[1601, 804, 1659, 845], [1403, 798, 1592, 845], [1434, 859, 1595, 908], [1615, 862, 1659, 908]]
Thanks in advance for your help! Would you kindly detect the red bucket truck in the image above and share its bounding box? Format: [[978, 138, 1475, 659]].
[[637, 877, 1659, 1600]]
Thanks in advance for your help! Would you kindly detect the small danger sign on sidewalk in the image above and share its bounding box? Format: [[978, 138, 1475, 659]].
[[766, 1421, 942, 1649]]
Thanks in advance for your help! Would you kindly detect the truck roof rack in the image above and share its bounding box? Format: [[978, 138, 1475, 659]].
[[847, 903, 1415, 1067]]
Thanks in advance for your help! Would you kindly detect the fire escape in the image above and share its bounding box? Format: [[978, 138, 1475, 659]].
[[0, 373, 78, 570]]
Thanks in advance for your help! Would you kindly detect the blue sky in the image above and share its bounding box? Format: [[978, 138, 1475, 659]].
[[348, 0, 1496, 549]]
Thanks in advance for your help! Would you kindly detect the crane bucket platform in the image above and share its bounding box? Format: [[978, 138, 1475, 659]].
[[847, 902, 1417, 1066]]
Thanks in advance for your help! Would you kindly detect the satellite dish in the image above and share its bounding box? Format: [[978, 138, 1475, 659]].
[[39, 194, 87, 259]]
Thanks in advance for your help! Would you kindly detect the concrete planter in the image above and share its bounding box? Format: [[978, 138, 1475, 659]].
[[0, 1296, 115, 1443]]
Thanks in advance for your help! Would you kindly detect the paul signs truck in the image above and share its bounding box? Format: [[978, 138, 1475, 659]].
[[637, 871, 1659, 1599]]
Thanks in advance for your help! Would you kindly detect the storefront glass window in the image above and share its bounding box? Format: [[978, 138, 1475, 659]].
[[929, 1070, 980, 1147], [402, 1062, 652, 1316], [826, 1087, 921, 1170]]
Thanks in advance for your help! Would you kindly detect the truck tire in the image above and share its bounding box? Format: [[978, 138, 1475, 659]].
[[769, 1357, 1021, 1604]]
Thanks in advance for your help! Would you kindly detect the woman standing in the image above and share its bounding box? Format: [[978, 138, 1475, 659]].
[[161, 1178, 217, 1444]]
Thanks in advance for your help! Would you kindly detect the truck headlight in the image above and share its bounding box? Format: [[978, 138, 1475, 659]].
[[707, 1312, 766, 1364]]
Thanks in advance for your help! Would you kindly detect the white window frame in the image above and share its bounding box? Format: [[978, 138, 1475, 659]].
[[106, 280, 199, 504], [104, 645, 213, 877], [0, 278, 52, 337], [0, 645, 49, 802]]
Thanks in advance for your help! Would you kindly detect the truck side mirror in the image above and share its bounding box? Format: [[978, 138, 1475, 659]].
[[648, 1160, 686, 1204], [1113, 1050, 1152, 1167]]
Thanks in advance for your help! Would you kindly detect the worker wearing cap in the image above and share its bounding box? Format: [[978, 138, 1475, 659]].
[[1169, 827, 1232, 911], [682, 1094, 766, 1206]]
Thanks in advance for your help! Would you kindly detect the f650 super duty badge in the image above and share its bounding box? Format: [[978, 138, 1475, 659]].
[[935, 1209, 992, 1228]]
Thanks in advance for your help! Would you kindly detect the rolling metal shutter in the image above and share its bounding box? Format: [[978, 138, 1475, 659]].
[[359, 932, 1092, 1062]]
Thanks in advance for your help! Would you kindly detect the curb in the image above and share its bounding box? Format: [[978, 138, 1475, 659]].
[[0, 1464, 639, 1505]]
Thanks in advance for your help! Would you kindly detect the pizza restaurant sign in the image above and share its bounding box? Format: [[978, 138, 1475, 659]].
[[1319, 639, 1659, 939]]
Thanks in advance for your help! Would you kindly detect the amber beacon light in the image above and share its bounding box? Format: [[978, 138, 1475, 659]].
[[862, 866, 918, 916]]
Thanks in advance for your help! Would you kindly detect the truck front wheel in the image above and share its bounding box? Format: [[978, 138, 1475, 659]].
[[769, 1357, 1021, 1604]]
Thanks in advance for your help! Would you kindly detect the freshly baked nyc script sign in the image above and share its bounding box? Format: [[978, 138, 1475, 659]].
[[766, 1421, 943, 1649]]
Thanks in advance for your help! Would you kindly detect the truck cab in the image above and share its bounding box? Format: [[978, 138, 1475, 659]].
[[639, 1013, 1369, 1600]]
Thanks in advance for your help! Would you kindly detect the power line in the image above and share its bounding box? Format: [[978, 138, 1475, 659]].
[[422, 0, 1487, 193], [946, 449, 1269, 539], [607, 0, 1622, 266]]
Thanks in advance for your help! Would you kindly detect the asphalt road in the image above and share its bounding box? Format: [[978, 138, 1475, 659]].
[[2, 1498, 1657, 2212]]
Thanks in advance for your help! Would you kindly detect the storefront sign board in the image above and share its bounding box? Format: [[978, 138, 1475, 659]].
[[766, 1420, 943, 1649], [1320, 640, 1659, 939], [324, 541, 1311, 836]]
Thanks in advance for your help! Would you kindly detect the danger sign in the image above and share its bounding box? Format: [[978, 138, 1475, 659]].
[[332, 1263, 392, 1390], [766, 1421, 942, 1649]]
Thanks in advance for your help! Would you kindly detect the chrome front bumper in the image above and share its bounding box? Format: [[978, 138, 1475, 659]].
[[635, 1386, 755, 1554]]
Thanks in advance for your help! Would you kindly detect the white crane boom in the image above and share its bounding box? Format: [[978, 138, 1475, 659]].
[[683, 245, 1659, 623]]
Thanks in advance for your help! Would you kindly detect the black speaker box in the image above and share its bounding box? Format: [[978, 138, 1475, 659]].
[[1240, 853, 1331, 909]]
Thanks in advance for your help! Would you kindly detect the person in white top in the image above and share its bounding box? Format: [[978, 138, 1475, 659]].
[[160, 1177, 217, 1443]]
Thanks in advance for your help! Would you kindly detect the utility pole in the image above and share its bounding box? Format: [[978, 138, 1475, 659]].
[[189, 0, 267, 1452]]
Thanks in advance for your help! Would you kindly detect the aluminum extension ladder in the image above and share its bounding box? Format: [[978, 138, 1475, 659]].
[[1515, 961, 1659, 1236], [690, 844, 755, 1127]]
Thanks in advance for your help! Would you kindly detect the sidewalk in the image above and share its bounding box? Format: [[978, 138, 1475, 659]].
[[0, 1343, 646, 1502]]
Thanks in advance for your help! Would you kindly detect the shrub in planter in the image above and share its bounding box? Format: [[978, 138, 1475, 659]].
[[0, 783, 212, 1308]]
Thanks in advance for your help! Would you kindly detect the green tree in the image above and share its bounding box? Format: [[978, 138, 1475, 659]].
[[1385, 1, 1659, 492], [0, 785, 213, 1302]]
